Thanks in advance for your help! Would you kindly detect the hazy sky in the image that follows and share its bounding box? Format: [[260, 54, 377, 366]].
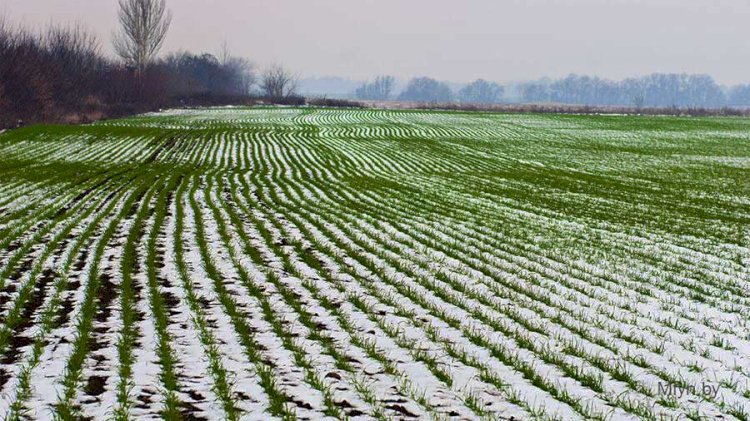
[[4, 0, 750, 84]]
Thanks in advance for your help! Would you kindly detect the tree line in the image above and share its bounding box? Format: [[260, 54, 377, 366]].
[[516, 74, 749, 108], [355, 76, 505, 104], [0, 0, 300, 128], [355, 73, 750, 108]]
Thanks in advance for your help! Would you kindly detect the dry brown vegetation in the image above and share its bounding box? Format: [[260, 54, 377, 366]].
[[360, 100, 750, 117]]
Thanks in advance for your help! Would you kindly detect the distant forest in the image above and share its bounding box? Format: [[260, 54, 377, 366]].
[[349, 74, 750, 108], [514, 74, 750, 108]]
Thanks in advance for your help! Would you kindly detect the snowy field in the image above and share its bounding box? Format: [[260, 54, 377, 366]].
[[0, 107, 748, 420]]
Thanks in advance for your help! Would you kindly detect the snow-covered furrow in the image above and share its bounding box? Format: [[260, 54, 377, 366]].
[[23, 193, 131, 418], [348, 189, 748, 358], [127, 266, 164, 419], [76, 217, 131, 419], [0, 243, 69, 414], [264, 166, 748, 416], [173, 188, 238, 418], [310, 179, 750, 413], [337, 214, 735, 418], [211, 182, 438, 419], [0, 180, 122, 330], [275, 207, 563, 420], [446, 173, 747, 283], [0, 181, 99, 266], [189, 185, 331, 419], [245, 175, 544, 419], [360, 175, 749, 333], [267, 184, 617, 419], [3, 185, 136, 417], [415, 195, 750, 347], [229, 175, 442, 419]]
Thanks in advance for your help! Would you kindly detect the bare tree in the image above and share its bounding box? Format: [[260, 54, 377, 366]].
[[0, 16, 7, 110], [260, 64, 298, 99], [398, 77, 454, 103], [217, 41, 255, 94], [355, 75, 395, 100], [225, 56, 255, 95], [458, 79, 503, 104], [219, 40, 231, 66], [113, 0, 172, 72], [44, 24, 102, 104]]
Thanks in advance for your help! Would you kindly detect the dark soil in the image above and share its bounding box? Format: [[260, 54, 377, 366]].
[[95, 273, 117, 323], [83, 375, 107, 396]]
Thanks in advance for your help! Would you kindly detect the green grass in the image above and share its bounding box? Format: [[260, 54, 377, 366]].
[[0, 108, 747, 420]]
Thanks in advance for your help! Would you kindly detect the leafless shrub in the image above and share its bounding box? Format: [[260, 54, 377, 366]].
[[217, 43, 255, 95], [307, 97, 365, 108], [363, 100, 750, 117], [355, 76, 395, 100], [43, 24, 104, 106], [0, 21, 54, 125], [0, 17, 8, 111], [260, 64, 299, 100]]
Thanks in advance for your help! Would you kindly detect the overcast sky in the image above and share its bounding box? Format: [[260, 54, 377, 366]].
[[4, 0, 750, 84]]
